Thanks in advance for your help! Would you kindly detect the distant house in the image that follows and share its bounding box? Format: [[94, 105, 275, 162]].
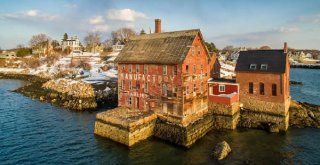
[[0, 51, 17, 59], [112, 42, 125, 52], [235, 43, 290, 131], [61, 36, 81, 52], [229, 47, 247, 61]]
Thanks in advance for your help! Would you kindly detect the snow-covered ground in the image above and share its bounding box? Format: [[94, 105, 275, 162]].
[[220, 61, 235, 78], [0, 52, 118, 90]]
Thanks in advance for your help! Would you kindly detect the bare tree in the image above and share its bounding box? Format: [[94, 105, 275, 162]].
[[111, 28, 137, 44], [29, 34, 50, 56], [259, 46, 272, 50], [84, 31, 101, 53]]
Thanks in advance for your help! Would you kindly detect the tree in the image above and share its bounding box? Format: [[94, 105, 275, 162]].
[[84, 31, 101, 53], [51, 40, 60, 47], [0, 47, 2, 54], [16, 47, 32, 57], [259, 46, 272, 50], [222, 45, 234, 52], [63, 33, 68, 41], [29, 33, 49, 48], [111, 28, 137, 44], [205, 42, 219, 54]]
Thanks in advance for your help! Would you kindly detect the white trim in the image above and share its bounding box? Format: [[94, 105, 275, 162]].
[[219, 84, 225, 92]]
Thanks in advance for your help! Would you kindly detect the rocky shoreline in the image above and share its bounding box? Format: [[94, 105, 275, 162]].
[[0, 73, 117, 110], [289, 100, 320, 128]]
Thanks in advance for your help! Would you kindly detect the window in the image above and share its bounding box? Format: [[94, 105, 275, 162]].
[[121, 80, 125, 90], [129, 64, 132, 73], [260, 83, 264, 95], [186, 86, 189, 95], [250, 64, 257, 70], [186, 65, 189, 73], [192, 46, 195, 55], [173, 86, 177, 97], [200, 82, 203, 93], [163, 65, 167, 75], [272, 84, 277, 96], [173, 65, 177, 75], [198, 46, 201, 55], [122, 64, 125, 72], [193, 83, 196, 93], [219, 84, 225, 92], [144, 64, 148, 74], [129, 97, 132, 106], [200, 64, 203, 74], [136, 64, 140, 73], [193, 65, 196, 73], [249, 82, 253, 94], [136, 83, 140, 90], [162, 84, 167, 96], [144, 82, 148, 93], [129, 80, 132, 90], [261, 64, 268, 70]]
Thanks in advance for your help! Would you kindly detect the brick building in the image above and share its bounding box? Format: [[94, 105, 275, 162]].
[[115, 20, 215, 126], [235, 43, 290, 130]]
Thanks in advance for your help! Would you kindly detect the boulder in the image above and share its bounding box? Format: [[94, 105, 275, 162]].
[[213, 141, 231, 160]]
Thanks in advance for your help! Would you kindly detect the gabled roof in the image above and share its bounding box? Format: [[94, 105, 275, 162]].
[[235, 50, 286, 73], [115, 29, 200, 64]]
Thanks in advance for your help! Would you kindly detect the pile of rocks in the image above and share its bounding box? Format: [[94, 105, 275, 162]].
[[42, 78, 95, 98]]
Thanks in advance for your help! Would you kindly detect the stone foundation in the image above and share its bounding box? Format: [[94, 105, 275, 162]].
[[208, 102, 240, 129], [154, 115, 214, 148], [238, 110, 289, 131], [94, 107, 157, 146], [239, 98, 290, 131]]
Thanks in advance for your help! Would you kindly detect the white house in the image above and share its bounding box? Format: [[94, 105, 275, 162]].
[[61, 36, 81, 52]]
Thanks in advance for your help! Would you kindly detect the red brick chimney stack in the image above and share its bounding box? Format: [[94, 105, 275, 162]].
[[284, 42, 288, 53], [155, 19, 161, 33]]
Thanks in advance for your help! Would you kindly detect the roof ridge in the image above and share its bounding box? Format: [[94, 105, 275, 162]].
[[130, 29, 200, 40]]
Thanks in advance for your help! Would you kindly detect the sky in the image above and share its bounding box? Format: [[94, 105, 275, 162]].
[[0, 0, 320, 50]]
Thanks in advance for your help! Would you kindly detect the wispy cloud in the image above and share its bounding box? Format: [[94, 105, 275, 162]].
[[298, 14, 320, 24], [89, 15, 104, 25], [106, 9, 148, 22], [1, 9, 58, 21], [277, 25, 300, 33]]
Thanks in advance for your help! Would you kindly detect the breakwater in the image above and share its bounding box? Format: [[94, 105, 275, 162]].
[[290, 63, 320, 69]]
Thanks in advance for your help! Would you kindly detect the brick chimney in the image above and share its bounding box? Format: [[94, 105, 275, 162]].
[[155, 19, 161, 33], [284, 42, 288, 53]]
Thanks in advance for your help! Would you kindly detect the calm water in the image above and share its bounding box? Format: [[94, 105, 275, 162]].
[[0, 68, 319, 165]]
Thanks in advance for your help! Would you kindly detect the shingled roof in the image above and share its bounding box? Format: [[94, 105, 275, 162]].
[[235, 50, 287, 73], [115, 29, 200, 64]]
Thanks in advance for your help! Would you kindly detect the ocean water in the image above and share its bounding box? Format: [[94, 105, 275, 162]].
[[0, 68, 319, 165]]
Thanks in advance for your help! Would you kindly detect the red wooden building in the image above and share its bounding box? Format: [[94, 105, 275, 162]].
[[115, 19, 217, 125]]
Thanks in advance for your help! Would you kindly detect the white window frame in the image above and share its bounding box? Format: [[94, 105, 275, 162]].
[[250, 64, 257, 70], [219, 84, 225, 92], [163, 65, 167, 75], [260, 64, 268, 70]]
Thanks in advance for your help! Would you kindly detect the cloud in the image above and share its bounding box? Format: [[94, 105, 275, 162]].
[[298, 14, 320, 24], [93, 24, 109, 32], [1, 10, 58, 21], [277, 25, 300, 33], [89, 16, 104, 25], [106, 9, 148, 22], [25, 10, 38, 17]]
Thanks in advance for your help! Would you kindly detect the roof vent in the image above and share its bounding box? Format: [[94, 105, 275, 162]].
[[260, 64, 268, 70], [249, 64, 257, 70]]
